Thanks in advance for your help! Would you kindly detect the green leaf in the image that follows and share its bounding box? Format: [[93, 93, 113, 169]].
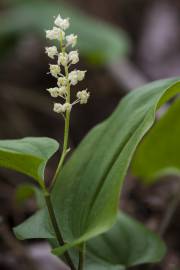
[[0, 0, 130, 64], [0, 137, 59, 186], [16, 210, 166, 270], [14, 208, 54, 240], [86, 212, 166, 269], [14, 78, 180, 257], [131, 98, 180, 183]]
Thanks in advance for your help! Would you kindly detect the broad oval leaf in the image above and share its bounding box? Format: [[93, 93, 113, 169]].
[[132, 98, 180, 183], [0, 0, 130, 64], [14, 209, 165, 269], [14, 78, 180, 256], [0, 137, 59, 185], [86, 212, 166, 269]]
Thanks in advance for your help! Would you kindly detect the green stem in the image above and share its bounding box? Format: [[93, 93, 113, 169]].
[[49, 106, 70, 191], [45, 32, 75, 270], [45, 193, 76, 270], [78, 243, 85, 270]]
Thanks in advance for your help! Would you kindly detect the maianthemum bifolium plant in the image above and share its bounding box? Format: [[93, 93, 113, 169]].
[[0, 14, 180, 270]]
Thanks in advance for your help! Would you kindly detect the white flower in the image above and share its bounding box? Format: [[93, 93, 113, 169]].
[[45, 46, 58, 59], [77, 70, 86, 81], [58, 52, 68, 66], [68, 70, 79, 85], [53, 102, 72, 113], [77, 89, 90, 104], [47, 86, 66, 98], [45, 14, 90, 115], [58, 86, 67, 96], [49, 65, 61, 78], [58, 76, 68, 87], [46, 27, 65, 40], [47, 87, 59, 98], [66, 34, 77, 47], [53, 103, 64, 113], [68, 70, 86, 85], [54, 14, 70, 30], [69, 51, 79, 64]]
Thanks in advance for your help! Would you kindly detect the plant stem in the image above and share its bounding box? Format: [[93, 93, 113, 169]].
[[49, 106, 70, 191], [49, 40, 71, 191], [45, 33, 75, 270], [45, 193, 76, 270], [78, 243, 85, 270]]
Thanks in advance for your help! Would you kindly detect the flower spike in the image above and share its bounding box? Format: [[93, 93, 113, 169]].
[[45, 14, 90, 115]]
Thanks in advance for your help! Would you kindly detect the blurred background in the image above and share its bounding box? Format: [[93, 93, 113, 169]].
[[0, 0, 180, 269]]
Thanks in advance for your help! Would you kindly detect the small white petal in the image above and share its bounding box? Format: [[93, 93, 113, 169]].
[[69, 51, 79, 64], [66, 34, 77, 47], [46, 27, 65, 40], [47, 87, 59, 98], [53, 102, 72, 113], [57, 86, 67, 96], [58, 77, 68, 87], [53, 103, 64, 113], [45, 46, 58, 59], [77, 89, 90, 104], [54, 14, 70, 30], [58, 52, 68, 66], [77, 70, 86, 81], [68, 70, 78, 85], [49, 65, 61, 78], [54, 14, 63, 26], [68, 70, 86, 85]]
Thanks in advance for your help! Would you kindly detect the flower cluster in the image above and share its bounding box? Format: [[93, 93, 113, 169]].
[[45, 14, 90, 115]]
